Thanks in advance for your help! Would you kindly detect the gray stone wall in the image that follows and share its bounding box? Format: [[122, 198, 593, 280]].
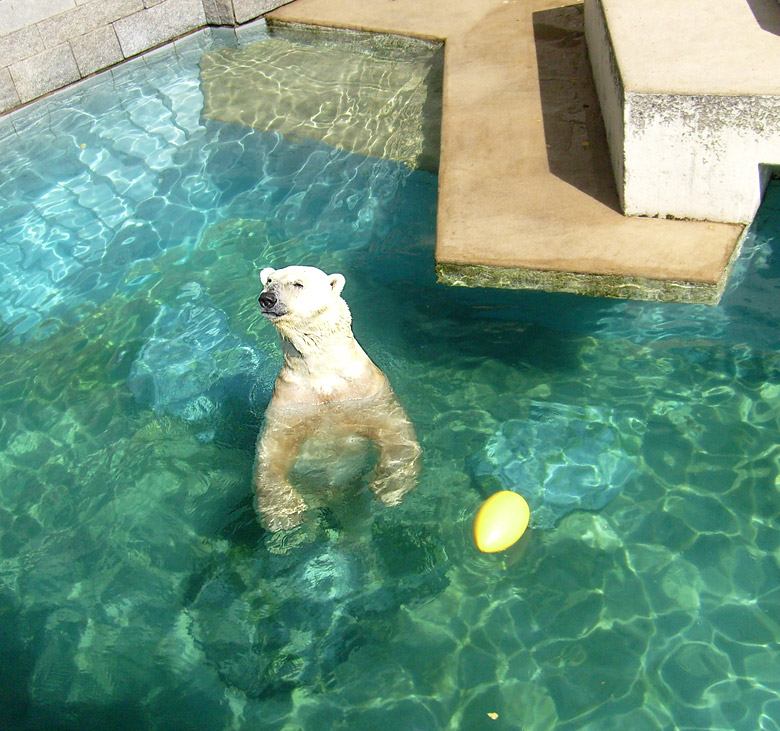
[[0, 0, 293, 114]]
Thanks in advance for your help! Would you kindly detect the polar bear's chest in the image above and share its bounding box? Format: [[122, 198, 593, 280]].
[[275, 365, 387, 405], [274, 334, 388, 405], [291, 425, 377, 492]]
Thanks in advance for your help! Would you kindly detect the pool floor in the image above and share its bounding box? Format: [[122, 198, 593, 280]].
[[1, 20, 780, 731]]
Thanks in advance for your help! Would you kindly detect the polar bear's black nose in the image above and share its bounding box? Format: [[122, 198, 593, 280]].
[[259, 291, 276, 309]]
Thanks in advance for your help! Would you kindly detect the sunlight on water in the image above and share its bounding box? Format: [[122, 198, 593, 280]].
[[1, 18, 779, 731], [200, 24, 442, 171]]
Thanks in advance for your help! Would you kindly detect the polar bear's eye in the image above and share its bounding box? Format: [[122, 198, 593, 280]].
[[293, 281, 304, 290]]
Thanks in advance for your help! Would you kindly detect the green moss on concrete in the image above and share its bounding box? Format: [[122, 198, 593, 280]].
[[435, 263, 726, 305]]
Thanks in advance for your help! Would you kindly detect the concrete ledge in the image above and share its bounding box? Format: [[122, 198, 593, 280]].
[[10, 43, 81, 104], [113, 0, 206, 57], [0, 0, 74, 37], [0, 67, 20, 111], [436, 227, 747, 303], [585, 0, 780, 224], [71, 25, 124, 77], [235, 1, 296, 24]]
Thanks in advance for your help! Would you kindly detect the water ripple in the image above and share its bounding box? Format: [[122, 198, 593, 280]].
[[0, 17, 779, 731]]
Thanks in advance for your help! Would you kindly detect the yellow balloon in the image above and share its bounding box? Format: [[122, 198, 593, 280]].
[[473, 491, 530, 553]]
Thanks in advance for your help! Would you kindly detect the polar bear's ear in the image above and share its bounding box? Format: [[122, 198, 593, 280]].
[[329, 273, 346, 296], [260, 267, 275, 285]]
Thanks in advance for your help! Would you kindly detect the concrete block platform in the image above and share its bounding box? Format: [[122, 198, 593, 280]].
[[269, 0, 750, 303], [587, 0, 780, 224]]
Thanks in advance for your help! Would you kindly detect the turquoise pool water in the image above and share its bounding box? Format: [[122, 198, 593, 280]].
[[1, 20, 780, 731]]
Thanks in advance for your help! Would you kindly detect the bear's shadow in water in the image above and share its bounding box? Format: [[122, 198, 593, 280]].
[[189, 505, 449, 698], [337, 256, 587, 377]]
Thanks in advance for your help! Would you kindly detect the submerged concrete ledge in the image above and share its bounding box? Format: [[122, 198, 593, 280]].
[[436, 258, 745, 306], [270, 0, 747, 304]]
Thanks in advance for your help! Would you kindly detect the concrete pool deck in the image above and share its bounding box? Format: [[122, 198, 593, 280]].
[[268, 0, 755, 304]]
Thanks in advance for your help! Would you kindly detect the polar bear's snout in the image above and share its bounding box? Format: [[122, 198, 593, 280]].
[[258, 290, 276, 309], [258, 288, 287, 319]]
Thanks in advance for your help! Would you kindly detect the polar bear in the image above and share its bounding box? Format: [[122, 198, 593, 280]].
[[253, 265, 421, 532]]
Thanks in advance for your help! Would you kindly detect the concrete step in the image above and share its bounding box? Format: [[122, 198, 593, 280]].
[[586, 0, 780, 224]]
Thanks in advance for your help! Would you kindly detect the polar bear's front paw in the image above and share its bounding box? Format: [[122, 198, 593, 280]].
[[376, 490, 405, 507], [370, 469, 414, 507], [255, 490, 307, 532], [264, 508, 304, 532], [370, 446, 419, 507]]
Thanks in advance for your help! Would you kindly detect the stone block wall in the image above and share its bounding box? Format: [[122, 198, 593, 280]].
[[0, 0, 293, 114]]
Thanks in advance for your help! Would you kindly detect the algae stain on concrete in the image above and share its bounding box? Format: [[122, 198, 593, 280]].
[[435, 262, 735, 305]]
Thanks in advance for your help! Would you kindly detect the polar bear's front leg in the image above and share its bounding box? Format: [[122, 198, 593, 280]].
[[253, 418, 307, 532], [370, 438, 422, 506], [365, 398, 421, 506]]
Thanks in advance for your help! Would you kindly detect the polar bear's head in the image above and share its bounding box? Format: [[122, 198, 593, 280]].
[[258, 266, 348, 328]]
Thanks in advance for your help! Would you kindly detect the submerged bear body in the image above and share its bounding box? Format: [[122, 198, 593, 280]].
[[253, 265, 421, 531]]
